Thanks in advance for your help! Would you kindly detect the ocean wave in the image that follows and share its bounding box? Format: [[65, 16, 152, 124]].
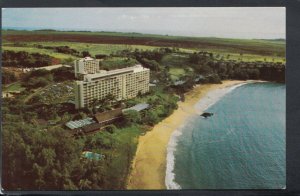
[[165, 82, 250, 189], [194, 82, 248, 113], [165, 126, 183, 189]]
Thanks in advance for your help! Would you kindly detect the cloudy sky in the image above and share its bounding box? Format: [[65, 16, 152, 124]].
[[2, 7, 285, 39]]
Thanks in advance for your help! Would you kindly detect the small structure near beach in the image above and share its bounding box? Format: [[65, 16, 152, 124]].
[[122, 103, 150, 112], [65, 108, 123, 136], [65, 117, 96, 130], [65, 117, 100, 136], [94, 108, 123, 126]]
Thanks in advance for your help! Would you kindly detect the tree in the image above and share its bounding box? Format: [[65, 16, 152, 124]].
[[248, 69, 260, 79], [51, 66, 75, 82], [95, 54, 107, 59], [62, 57, 75, 65], [123, 110, 141, 125], [233, 69, 249, 80], [28, 94, 43, 104], [208, 74, 222, 84], [199, 65, 213, 75], [79, 179, 92, 190], [105, 125, 117, 134], [2, 50, 53, 68], [81, 51, 91, 57], [2, 70, 17, 84], [143, 110, 159, 126], [25, 77, 50, 89], [23, 111, 38, 123], [41, 148, 56, 167], [72, 112, 87, 120], [140, 58, 161, 71]]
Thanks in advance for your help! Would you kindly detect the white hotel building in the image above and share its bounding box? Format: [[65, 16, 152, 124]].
[[74, 57, 102, 79], [74, 59, 150, 109]]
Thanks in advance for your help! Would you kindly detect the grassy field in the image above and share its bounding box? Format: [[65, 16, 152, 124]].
[[2, 30, 286, 65], [161, 53, 190, 67], [2, 46, 75, 60], [2, 29, 286, 46], [101, 57, 138, 70], [208, 51, 285, 63], [169, 67, 187, 81], [3, 30, 285, 57], [3, 82, 25, 92], [3, 41, 161, 56]]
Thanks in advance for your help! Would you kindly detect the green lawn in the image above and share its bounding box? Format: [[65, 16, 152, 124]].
[[169, 67, 187, 81], [3, 43, 284, 64], [2, 29, 286, 46], [3, 82, 25, 92], [161, 53, 190, 67], [3, 29, 285, 57], [100, 57, 138, 70], [2, 29, 285, 63], [2, 46, 76, 60], [3, 41, 160, 56], [207, 50, 285, 63]]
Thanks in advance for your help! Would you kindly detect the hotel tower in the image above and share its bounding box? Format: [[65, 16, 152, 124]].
[[74, 58, 150, 109]]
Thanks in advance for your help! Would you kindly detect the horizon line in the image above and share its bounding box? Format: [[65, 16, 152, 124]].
[[2, 26, 286, 41]]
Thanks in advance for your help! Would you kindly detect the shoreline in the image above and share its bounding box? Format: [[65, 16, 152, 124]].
[[126, 80, 253, 190]]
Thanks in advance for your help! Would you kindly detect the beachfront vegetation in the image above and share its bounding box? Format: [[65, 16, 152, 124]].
[[3, 112, 142, 190], [2, 29, 286, 190]]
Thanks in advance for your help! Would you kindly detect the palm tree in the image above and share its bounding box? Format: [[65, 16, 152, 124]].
[[79, 179, 92, 190], [105, 93, 116, 105]]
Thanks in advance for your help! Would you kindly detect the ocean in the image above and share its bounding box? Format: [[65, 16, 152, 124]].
[[166, 82, 286, 189]]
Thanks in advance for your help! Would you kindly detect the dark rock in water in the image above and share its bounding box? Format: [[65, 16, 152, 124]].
[[201, 112, 214, 118]]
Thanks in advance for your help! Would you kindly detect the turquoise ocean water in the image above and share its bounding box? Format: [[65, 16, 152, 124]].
[[166, 82, 285, 189]]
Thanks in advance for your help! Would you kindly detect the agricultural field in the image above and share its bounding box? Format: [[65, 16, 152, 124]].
[[3, 41, 161, 56], [2, 30, 285, 59], [2, 45, 75, 60], [207, 51, 285, 63], [1, 30, 286, 91]]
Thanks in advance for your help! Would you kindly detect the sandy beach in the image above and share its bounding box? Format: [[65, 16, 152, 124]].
[[126, 80, 249, 190]]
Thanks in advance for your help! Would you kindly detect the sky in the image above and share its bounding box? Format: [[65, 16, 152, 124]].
[[2, 7, 286, 39]]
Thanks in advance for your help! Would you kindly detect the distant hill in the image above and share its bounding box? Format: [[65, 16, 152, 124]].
[[254, 38, 285, 42], [34, 29, 58, 32]]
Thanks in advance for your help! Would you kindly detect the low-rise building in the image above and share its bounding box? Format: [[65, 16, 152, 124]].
[[65, 109, 123, 136], [122, 103, 150, 112], [94, 108, 123, 126], [65, 117, 100, 136], [65, 117, 96, 130]]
